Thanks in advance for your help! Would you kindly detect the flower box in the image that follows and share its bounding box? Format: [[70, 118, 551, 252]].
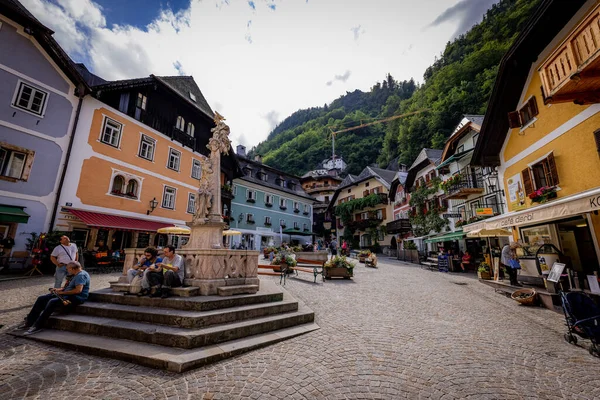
[[529, 186, 557, 204], [478, 271, 491, 280], [324, 267, 353, 279]]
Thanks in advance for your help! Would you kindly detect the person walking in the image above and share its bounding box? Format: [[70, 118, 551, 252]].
[[501, 242, 522, 286], [50, 235, 78, 289], [20, 261, 90, 335]]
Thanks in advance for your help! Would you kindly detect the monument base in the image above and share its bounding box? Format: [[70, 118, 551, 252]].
[[184, 220, 226, 249]]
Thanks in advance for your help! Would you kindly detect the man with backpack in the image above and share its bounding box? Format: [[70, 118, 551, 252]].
[[50, 236, 78, 289]]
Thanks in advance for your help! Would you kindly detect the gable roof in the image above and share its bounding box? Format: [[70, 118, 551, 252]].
[[405, 148, 442, 190], [472, 0, 587, 166], [92, 75, 214, 120], [328, 167, 396, 210], [0, 0, 89, 94], [441, 115, 483, 161], [388, 171, 409, 202], [75, 63, 107, 86]]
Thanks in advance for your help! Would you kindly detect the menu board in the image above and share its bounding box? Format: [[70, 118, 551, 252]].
[[136, 233, 150, 249]]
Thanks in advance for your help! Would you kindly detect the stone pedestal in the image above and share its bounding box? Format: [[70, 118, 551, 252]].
[[183, 221, 226, 249], [120, 247, 259, 295]]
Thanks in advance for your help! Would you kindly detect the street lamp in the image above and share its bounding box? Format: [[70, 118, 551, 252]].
[[147, 197, 158, 215]]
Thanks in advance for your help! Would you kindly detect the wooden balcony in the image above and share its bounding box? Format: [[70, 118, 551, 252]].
[[386, 218, 411, 234], [539, 5, 600, 104], [442, 172, 484, 200]]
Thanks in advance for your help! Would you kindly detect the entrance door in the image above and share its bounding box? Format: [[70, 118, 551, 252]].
[[71, 229, 89, 250], [557, 218, 599, 275]]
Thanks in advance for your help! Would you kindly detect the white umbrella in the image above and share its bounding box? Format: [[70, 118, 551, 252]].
[[467, 228, 512, 238]]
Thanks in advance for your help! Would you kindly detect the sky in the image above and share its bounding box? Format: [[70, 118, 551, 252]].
[[21, 0, 500, 149]]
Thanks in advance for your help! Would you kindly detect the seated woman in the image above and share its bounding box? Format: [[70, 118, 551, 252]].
[[460, 250, 472, 272]]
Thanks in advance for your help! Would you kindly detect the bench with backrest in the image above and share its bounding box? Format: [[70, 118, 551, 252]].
[[289, 258, 325, 283]]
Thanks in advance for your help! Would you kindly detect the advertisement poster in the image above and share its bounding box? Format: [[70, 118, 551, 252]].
[[507, 173, 527, 211]]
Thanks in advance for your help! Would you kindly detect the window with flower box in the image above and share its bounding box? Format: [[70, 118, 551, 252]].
[[264, 216, 272, 226], [279, 197, 287, 210], [293, 201, 300, 213], [246, 189, 256, 203], [522, 152, 559, 196], [246, 213, 255, 224], [280, 219, 286, 228], [265, 194, 273, 206]]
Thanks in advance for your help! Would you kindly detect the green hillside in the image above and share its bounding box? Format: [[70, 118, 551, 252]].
[[251, 0, 542, 175]]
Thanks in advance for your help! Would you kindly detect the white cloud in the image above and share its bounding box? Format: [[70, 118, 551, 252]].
[[20, 0, 472, 150]]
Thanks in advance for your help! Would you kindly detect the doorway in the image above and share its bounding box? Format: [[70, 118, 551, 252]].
[[557, 217, 599, 275], [111, 231, 132, 251]]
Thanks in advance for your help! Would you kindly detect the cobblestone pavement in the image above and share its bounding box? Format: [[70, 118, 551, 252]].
[[1, 259, 600, 399]]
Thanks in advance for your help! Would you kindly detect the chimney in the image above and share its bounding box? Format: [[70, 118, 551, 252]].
[[236, 145, 246, 157], [254, 154, 262, 163]]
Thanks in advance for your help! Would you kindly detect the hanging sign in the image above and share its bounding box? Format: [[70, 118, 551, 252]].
[[475, 208, 494, 216]]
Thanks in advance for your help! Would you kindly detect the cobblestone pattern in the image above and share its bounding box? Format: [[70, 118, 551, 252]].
[[1, 261, 599, 399]]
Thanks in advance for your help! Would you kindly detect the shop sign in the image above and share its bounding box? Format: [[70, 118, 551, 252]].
[[443, 213, 462, 218], [475, 208, 494, 216]]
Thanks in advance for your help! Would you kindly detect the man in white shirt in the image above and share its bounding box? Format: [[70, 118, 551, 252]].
[[50, 236, 78, 288], [149, 245, 184, 298]]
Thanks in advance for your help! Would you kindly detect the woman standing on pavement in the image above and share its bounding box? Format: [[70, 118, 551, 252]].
[[501, 242, 522, 286]]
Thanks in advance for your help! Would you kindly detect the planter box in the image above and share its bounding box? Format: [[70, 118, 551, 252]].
[[478, 271, 491, 280], [358, 256, 367, 263], [324, 267, 353, 279]]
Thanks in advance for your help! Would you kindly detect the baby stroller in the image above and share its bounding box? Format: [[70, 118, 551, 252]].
[[560, 291, 600, 357]]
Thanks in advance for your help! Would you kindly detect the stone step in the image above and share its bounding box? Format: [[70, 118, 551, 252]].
[[217, 284, 259, 296], [75, 299, 299, 328], [14, 322, 320, 372], [48, 305, 315, 349], [89, 287, 283, 312], [110, 282, 200, 297]]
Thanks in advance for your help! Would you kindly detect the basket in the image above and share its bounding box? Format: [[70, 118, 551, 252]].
[[511, 288, 537, 306]]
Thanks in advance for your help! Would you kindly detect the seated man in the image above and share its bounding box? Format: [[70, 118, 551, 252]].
[[127, 247, 162, 296], [19, 261, 90, 335], [460, 250, 472, 272], [148, 245, 185, 298]]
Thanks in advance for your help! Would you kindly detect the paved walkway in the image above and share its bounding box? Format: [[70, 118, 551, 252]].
[[1, 259, 599, 399]]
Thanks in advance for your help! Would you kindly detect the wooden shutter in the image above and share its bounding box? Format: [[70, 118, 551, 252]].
[[508, 111, 521, 128], [522, 168, 534, 195], [594, 129, 600, 157], [381, 208, 387, 220], [547, 152, 559, 186], [20, 150, 35, 181], [355, 213, 362, 221], [528, 96, 539, 117]]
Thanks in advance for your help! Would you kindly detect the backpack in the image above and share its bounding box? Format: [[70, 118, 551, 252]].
[[129, 274, 143, 294]]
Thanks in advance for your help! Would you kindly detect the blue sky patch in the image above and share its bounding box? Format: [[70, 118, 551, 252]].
[[94, 0, 190, 28]]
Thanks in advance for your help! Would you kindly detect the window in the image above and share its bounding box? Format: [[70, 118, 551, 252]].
[[293, 201, 299, 210], [176, 116, 185, 131], [304, 204, 310, 214], [13, 81, 47, 116], [265, 194, 273, 205], [378, 229, 384, 241], [457, 205, 466, 220], [265, 216, 272, 225], [0, 145, 31, 180], [508, 96, 539, 129], [191, 159, 201, 179], [294, 222, 299, 229], [365, 182, 370, 187], [232, 185, 237, 196], [186, 122, 195, 136], [189, 92, 197, 102], [139, 135, 155, 161], [522, 153, 559, 195], [136, 93, 147, 110], [260, 172, 268, 181], [246, 213, 255, 223], [162, 186, 176, 209], [485, 195, 499, 214], [280, 219, 286, 227], [472, 133, 479, 147], [303, 223, 308, 231], [167, 149, 181, 171], [245, 168, 252, 177], [100, 117, 122, 148], [279, 197, 287, 209], [376, 209, 383, 220], [125, 179, 138, 197], [347, 189, 351, 193], [324, 196, 330, 202], [187, 193, 195, 214], [246, 189, 256, 202], [111, 175, 125, 194]]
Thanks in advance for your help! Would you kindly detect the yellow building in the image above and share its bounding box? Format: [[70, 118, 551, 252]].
[[54, 70, 238, 252], [471, 0, 600, 286], [330, 166, 396, 251]]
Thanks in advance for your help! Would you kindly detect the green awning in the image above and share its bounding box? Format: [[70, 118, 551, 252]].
[[0, 205, 30, 224], [282, 228, 314, 236], [424, 230, 465, 243], [436, 148, 474, 170]]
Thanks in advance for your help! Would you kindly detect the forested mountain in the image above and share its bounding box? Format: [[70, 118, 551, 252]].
[[251, 0, 542, 176]]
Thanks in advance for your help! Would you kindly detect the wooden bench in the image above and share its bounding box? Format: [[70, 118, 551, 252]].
[[289, 258, 325, 283], [421, 257, 439, 271]]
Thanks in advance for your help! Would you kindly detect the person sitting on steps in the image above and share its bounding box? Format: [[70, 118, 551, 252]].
[[127, 247, 162, 296], [147, 245, 185, 298]]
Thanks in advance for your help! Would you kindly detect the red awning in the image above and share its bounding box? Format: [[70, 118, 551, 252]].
[[67, 209, 174, 232]]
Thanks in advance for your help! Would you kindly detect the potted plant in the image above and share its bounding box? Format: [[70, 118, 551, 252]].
[[358, 249, 371, 263], [263, 246, 277, 258], [528, 186, 557, 204], [324, 255, 354, 279], [477, 262, 491, 280], [271, 252, 296, 273]]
